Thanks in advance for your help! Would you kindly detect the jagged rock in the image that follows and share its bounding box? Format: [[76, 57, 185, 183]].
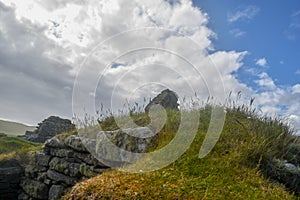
[[47, 170, 77, 186], [25, 116, 75, 143], [145, 89, 179, 113], [263, 158, 300, 193], [65, 135, 88, 152], [20, 179, 49, 199], [49, 185, 65, 200], [49, 157, 81, 177]]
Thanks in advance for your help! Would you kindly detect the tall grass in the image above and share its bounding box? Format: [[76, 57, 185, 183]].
[[66, 91, 300, 199], [74, 91, 297, 164]]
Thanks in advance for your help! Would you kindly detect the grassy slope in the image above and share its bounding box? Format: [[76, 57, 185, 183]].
[[66, 106, 299, 199], [0, 135, 42, 167], [0, 119, 35, 136], [0, 135, 40, 154]]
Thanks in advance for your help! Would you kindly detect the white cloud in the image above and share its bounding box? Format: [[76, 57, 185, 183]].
[[0, 0, 299, 136], [255, 57, 267, 67], [285, 10, 300, 41], [290, 10, 300, 29], [254, 72, 276, 90], [292, 84, 300, 94], [287, 115, 300, 133], [296, 69, 300, 75], [229, 28, 246, 38], [0, 0, 245, 125], [253, 72, 300, 134], [228, 5, 260, 23]]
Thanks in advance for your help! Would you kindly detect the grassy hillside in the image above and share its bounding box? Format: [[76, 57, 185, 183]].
[[0, 134, 41, 155], [65, 104, 299, 199], [0, 119, 35, 136]]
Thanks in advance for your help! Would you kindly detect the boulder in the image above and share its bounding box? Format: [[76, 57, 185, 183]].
[[263, 158, 300, 193], [145, 89, 179, 113], [25, 116, 75, 143]]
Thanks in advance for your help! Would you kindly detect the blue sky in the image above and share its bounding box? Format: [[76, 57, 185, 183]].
[[194, 0, 300, 87]]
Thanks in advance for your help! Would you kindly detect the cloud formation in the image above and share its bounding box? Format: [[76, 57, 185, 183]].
[[228, 5, 260, 23], [0, 0, 299, 134], [256, 58, 267, 67], [285, 10, 300, 41], [253, 72, 300, 133], [290, 10, 300, 29], [0, 2, 74, 124], [229, 28, 246, 38], [0, 0, 247, 125]]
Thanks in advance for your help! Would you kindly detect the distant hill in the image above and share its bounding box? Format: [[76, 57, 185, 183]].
[[0, 119, 35, 137]]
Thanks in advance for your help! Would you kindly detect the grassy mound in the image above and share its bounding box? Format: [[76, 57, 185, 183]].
[[65, 105, 298, 199]]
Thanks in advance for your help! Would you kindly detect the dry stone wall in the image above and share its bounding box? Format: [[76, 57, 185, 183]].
[[17, 127, 157, 200]]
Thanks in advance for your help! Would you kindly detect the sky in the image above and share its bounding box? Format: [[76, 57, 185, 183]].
[[0, 0, 299, 134]]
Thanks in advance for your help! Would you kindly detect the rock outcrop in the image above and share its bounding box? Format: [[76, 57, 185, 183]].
[[262, 158, 300, 193], [17, 127, 158, 200], [24, 116, 75, 143], [145, 89, 179, 113]]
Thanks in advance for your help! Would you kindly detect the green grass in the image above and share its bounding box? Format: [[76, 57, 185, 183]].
[[0, 119, 35, 136], [65, 104, 300, 199], [0, 135, 42, 165], [0, 135, 41, 154]]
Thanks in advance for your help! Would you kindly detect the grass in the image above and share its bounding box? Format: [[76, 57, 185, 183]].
[[0, 119, 35, 136], [0, 135, 41, 154], [0, 135, 42, 165], [64, 101, 300, 199]]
